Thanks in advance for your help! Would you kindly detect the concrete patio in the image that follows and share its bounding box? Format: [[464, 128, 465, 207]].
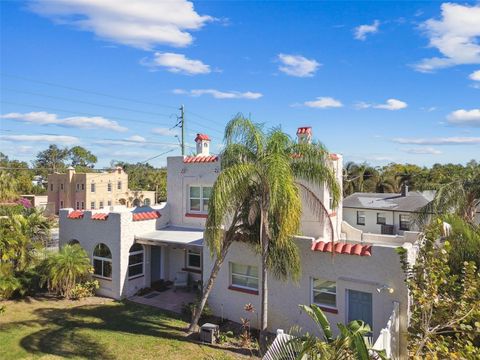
[[129, 288, 197, 313]]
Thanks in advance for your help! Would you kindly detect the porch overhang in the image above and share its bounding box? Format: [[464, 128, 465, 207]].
[[135, 226, 204, 248]]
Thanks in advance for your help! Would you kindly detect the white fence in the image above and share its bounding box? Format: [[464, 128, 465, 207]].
[[373, 301, 400, 359]]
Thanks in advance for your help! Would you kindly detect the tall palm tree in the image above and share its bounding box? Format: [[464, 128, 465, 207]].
[[264, 304, 386, 360], [343, 162, 378, 196], [195, 115, 340, 344], [416, 164, 480, 226]]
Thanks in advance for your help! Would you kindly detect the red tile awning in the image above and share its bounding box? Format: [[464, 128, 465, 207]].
[[183, 155, 218, 163], [91, 213, 109, 221], [67, 210, 84, 219], [311, 241, 372, 256], [194, 133, 210, 142], [296, 127, 312, 135], [132, 211, 161, 221]]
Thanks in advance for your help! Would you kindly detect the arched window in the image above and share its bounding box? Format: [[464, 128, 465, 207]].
[[93, 243, 112, 279], [133, 198, 140, 207], [128, 244, 144, 279], [143, 198, 151, 206], [68, 239, 80, 246]]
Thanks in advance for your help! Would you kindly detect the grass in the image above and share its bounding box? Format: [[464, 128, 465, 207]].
[[0, 296, 252, 360]]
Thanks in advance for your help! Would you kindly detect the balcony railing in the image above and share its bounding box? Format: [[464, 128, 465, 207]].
[[381, 224, 395, 235]]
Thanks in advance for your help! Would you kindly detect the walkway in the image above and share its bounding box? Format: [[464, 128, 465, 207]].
[[129, 288, 196, 313]]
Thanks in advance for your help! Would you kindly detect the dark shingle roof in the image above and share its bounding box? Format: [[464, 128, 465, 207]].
[[343, 191, 435, 212]]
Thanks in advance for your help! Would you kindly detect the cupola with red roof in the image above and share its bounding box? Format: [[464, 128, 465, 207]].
[[195, 133, 211, 156], [297, 126, 312, 144]]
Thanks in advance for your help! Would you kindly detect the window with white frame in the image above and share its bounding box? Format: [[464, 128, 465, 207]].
[[311, 278, 337, 309], [377, 212, 386, 225], [128, 244, 144, 278], [107, 200, 111, 207], [230, 262, 258, 291], [357, 211, 366, 225], [91, 182, 96, 192], [117, 181, 122, 190], [189, 186, 212, 213], [399, 214, 410, 231], [99, 201, 104, 209], [90, 201, 95, 210], [93, 243, 112, 279], [81, 202, 85, 210], [186, 249, 201, 270], [107, 182, 112, 192]]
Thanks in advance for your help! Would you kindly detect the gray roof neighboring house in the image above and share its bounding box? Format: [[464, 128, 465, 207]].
[[343, 191, 435, 213]]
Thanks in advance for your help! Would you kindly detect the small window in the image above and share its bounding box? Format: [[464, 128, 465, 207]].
[[81, 202, 85, 210], [117, 181, 122, 190], [107, 182, 112, 192], [76, 183, 80, 191], [81, 183, 85, 190], [107, 200, 112, 207], [60, 201, 64, 209], [50, 184, 53, 191], [312, 278, 337, 309], [189, 186, 212, 213], [128, 244, 144, 279], [90, 201, 95, 210], [230, 262, 258, 291], [99, 201, 104, 209], [186, 249, 201, 270], [60, 183, 64, 190], [399, 214, 410, 231], [76, 201, 80, 210], [144, 198, 151, 206], [133, 198, 140, 207], [329, 197, 334, 210], [377, 212, 386, 225], [91, 182, 96, 192], [357, 211, 366, 225], [93, 243, 112, 279]]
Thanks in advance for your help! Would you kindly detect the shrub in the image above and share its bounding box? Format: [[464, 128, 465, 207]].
[[70, 280, 99, 300], [182, 300, 213, 319]]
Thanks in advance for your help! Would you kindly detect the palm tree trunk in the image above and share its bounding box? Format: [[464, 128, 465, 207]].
[[188, 237, 233, 333], [259, 207, 269, 352]]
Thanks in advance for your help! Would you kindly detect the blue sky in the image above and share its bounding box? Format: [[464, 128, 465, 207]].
[[1, 0, 479, 168]]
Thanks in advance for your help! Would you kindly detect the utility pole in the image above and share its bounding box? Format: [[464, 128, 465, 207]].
[[180, 104, 185, 156]]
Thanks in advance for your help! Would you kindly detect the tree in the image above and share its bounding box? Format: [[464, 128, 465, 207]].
[[0, 171, 18, 202], [34, 145, 69, 173], [41, 244, 92, 298], [194, 115, 340, 346], [265, 304, 386, 360], [69, 146, 97, 168], [342, 162, 378, 196], [416, 163, 480, 225], [397, 219, 480, 359]]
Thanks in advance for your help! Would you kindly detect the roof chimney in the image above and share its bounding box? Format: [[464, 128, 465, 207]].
[[297, 127, 312, 144], [194, 133, 210, 156], [401, 183, 409, 197]]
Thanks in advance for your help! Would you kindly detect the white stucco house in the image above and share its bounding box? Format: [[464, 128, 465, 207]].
[[59, 128, 419, 359]]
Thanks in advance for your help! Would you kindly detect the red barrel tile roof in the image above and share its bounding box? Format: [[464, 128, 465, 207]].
[[296, 127, 312, 135], [311, 241, 372, 256], [194, 133, 210, 142], [91, 213, 109, 221], [67, 210, 84, 219], [132, 211, 161, 221], [183, 155, 218, 163], [329, 153, 340, 160]]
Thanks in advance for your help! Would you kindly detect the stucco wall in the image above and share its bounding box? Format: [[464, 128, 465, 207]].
[[203, 238, 409, 355], [343, 208, 418, 235]]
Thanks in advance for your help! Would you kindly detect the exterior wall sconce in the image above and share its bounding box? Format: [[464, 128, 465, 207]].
[[377, 284, 394, 294]]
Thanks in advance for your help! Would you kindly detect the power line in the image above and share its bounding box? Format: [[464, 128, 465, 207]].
[[0, 73, 178, 110]]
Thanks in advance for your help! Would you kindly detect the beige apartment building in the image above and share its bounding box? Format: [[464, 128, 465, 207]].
[[47, 167, 155, 214]]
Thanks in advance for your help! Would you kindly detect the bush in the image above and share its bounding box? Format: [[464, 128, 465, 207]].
[[182, 300, 213, 319], [70, 280, 99, 300]]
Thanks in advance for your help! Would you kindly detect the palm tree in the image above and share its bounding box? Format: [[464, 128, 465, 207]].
[[342, 162, 378, 196], [42, 244, 92, 298], [265, 304, 386, 360], [194, 115, 340, 344], [416, 164, 480, 225]]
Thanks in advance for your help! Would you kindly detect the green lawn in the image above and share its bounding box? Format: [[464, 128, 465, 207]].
[[0, 296, 251, 360]]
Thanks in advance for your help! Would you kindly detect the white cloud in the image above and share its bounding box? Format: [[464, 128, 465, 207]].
[[401, 147, 442, 155], [354, 20, 380, 41], [447, 109, 480, 127], [469, 70, 480, 81], [173, 88, 263, 99], [141, 52, 210, 75], [1, 111, 127, 132], [393, 137, 480, 145], [374, 99, 408, 110], [277, 54, 320, 77], [152, 127, 179, 136], [414, 3, 480, 72], [303, 97, 343, 109], [28, 0, 212, 49], [127, 135, 146, 142], [356, 99, 408, 110], [0, 134, 79, 144]]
